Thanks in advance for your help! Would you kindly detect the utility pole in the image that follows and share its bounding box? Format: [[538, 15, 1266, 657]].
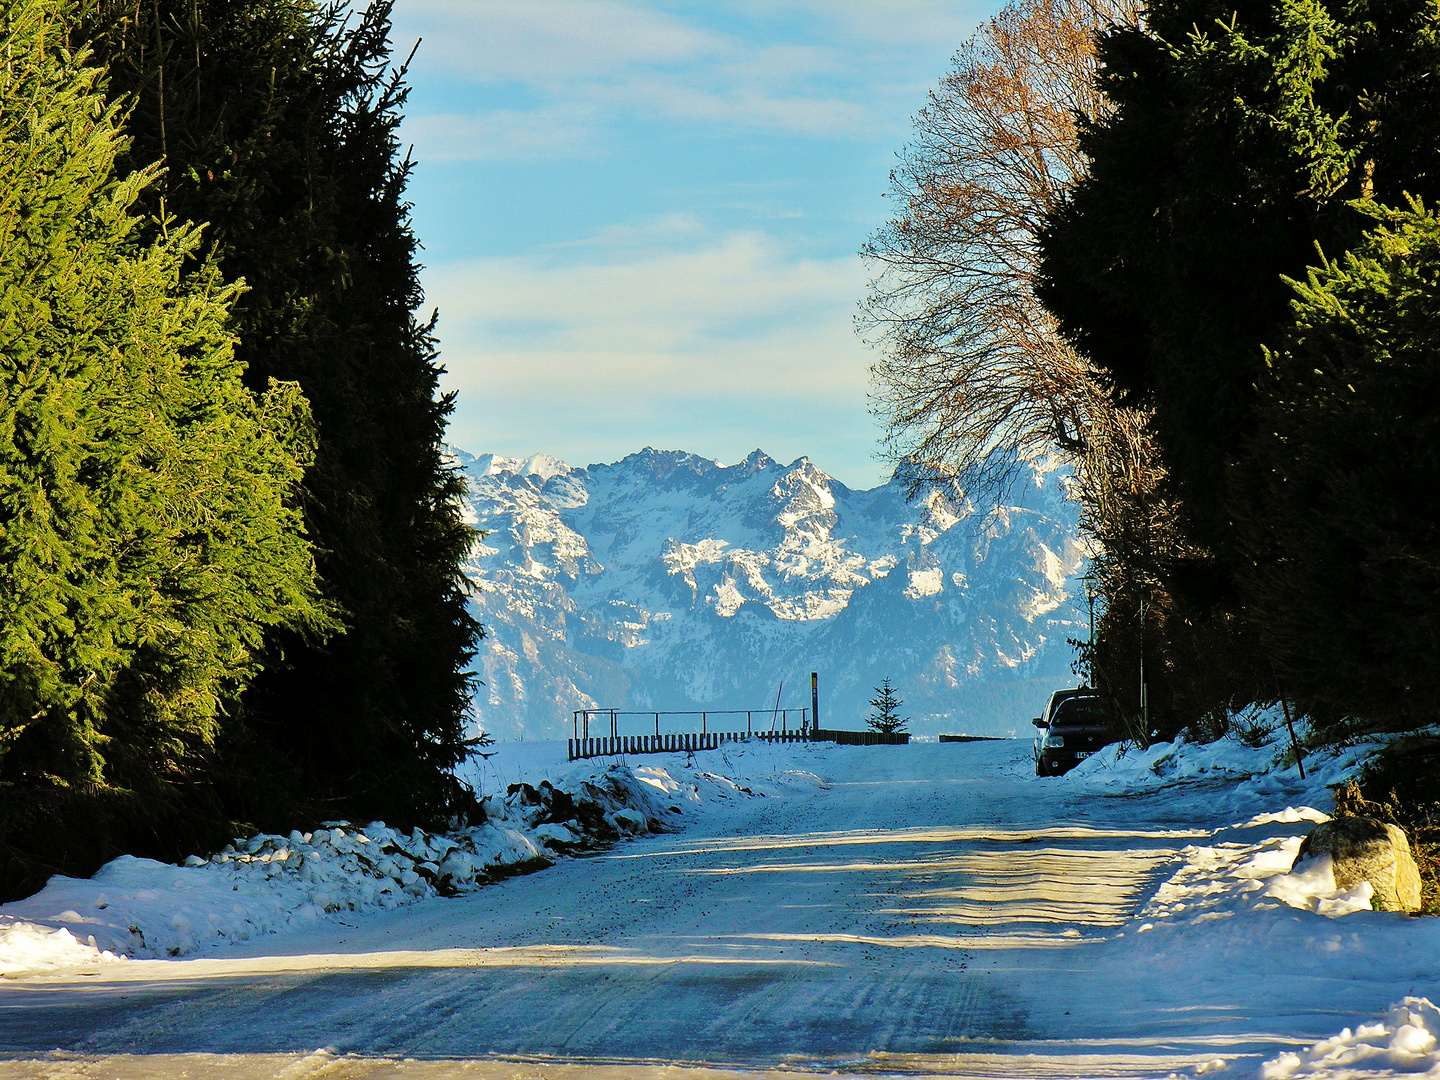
[[811, 671, 819, 740]]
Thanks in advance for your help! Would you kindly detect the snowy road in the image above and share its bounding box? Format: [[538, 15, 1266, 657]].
[[0, 740, 1425, 1078]]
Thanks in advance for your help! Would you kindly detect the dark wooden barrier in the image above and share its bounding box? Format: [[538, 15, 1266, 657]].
[[812, 728, 909, 746], [568, 731, 807, 760], [567, 727, 908, 760]]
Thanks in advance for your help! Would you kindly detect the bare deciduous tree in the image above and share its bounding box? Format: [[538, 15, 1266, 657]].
[[859, 0, 1239, 742], [859, 0, 1141, 495]]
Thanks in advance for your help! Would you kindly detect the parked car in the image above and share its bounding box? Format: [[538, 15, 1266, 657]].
[[1032, 688, 1111, 776]]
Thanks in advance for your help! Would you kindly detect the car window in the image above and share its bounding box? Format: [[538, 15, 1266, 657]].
[[1051, 698, 1104, 728]]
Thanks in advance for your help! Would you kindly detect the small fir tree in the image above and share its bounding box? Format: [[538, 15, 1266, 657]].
[[867, 679, 909, 734]]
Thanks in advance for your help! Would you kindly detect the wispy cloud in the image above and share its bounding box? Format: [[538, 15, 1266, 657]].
[[427, 222, 868, 397], [425, 220, 886, 485], [400, 1, 719, 83], [394, 0, 989, 155], [403, 105, 603, 163]]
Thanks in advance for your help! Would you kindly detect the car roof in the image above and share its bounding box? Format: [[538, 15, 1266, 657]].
[[1044, 687, 1101, 722]]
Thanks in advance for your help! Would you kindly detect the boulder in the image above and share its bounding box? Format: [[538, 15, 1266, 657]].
[[1296, 815, 1422, 913]]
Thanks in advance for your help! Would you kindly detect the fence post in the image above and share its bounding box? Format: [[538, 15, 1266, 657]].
[[702, 711, 706, 734], [655, 712, 660, 737], [811, 672, 819, 740]]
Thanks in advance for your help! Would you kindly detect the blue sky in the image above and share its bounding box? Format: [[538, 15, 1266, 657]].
[[390, 1, 1000, 490]]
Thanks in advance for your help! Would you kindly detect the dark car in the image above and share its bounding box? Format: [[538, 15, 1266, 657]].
[[1032, 688, 1111, 776]]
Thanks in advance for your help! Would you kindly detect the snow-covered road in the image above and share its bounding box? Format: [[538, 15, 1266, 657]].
[[1, 739, 1434, 1078]]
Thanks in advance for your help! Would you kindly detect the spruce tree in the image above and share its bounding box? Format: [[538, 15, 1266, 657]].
[[866, 679, 909, 734], [1241, 202, 1440, 736], [1035, 0, 1440, 731], [0, 0, 331, 894], [82, 0, 482, 829]]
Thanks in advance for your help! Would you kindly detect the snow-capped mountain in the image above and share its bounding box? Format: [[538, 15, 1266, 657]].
[[456, 447, 1086, 741]]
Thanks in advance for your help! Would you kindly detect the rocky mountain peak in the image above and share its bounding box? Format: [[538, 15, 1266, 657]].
[[452, 446, 1085, 741]]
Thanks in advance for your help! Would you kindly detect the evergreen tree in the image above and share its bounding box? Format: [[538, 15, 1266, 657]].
[[1035, 0, 1440, 732], [1241, 201, 1440, 736], [0, 0, 331, 895], [866, 679, 909, 734], [81, 0, 482, 829]]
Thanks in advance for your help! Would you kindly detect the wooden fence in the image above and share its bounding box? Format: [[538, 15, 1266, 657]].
[[567, 727, 908, 760], [813, 727, 910, 746], [567, 730, 811, 761], [573, 707, 809, 740]]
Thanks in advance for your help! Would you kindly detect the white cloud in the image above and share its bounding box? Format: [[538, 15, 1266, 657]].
[[424, 224, 870, 399], [403, 105, 602, 163], [395, 1, 721, 83], [391, 0, 989, 150], [426, 224, 890, 488], [738, 0, 989, 47]]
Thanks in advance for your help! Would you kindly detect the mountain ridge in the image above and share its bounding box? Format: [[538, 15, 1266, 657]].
[[456, 446, 1086, 740]]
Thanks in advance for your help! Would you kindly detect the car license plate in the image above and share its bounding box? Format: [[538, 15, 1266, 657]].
[[1075, 751, 1091, 759]]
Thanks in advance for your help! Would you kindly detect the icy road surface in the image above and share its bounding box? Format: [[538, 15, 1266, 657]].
[[0, 739, 1426, 1078]]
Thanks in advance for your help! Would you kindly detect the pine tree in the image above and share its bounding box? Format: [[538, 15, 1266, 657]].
[[81, 0, 482, 829], [866, 679, 909, 734], [0, 0, 332, 895]]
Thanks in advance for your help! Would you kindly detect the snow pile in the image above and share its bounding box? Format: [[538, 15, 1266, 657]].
[[0, 757, 696, 971], [1059, 728, 1380, 805], [0, 919, 121, 977], [1139, 810, 1381, 926], [1262, 998, 1440, 1078], [1264, 853, 1376, 917], [1062, 731, 1285, 791]]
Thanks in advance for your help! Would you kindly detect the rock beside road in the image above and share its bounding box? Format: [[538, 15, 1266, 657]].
[[1296, 815, 1422, 913]]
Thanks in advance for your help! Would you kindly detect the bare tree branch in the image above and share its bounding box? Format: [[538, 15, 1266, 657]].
[[859, 0, 1141, 501]]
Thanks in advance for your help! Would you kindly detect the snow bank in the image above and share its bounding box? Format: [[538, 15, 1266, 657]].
[[1262, 998, 1440, 1078], [1063, 731, 1284, 788], [1055, 731, 1409, 925], [0, 755, 701, 974], [0, 919, 122, 977], [0, 743, 814, 976], [1051, 725, 1386, 825], [1139, 812, 1381, 925], [1064, 730, 1373, 795]]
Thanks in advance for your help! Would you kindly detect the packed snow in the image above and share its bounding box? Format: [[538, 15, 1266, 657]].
[[2, 729, 1438, 1079]]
